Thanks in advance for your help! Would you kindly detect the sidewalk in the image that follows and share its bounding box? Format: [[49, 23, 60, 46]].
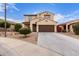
[[0, 37, 60, 56]]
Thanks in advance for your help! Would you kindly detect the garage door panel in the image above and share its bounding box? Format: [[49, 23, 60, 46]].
[[39, 25, 54, 32]]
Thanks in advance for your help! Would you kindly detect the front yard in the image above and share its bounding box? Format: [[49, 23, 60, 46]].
[[0, 31, 37, 44], [61, 32, 79, 39], [0, 31, 79, 45]]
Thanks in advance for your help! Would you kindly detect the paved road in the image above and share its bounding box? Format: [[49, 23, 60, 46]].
[[37, 32, 79, 56], [0, 37, 60, 56]]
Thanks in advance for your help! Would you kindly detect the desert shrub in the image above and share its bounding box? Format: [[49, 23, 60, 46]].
[[14, 23, 22, 32], [73, 24, 79, 35], [19, 28, 31, 37]]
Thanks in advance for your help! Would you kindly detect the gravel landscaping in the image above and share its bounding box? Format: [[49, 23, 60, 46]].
[[61, 32, 79, 39], [0, 31, 37, 44]]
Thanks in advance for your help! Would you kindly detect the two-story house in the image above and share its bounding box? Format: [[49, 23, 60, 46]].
[[23, 11, 57, 32]]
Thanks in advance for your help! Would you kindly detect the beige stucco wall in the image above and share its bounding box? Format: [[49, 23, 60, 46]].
[[66, 20, 79, 33], [22, 24, 25, 28], [30, 19, 39, 24], [30, 12, 55, 25], [10, 24, 15, 30], [36, 19, 57, 32], [66, 20, 79, 25], [37, 12, 54, 21], [24, 16, 30, 22], [30, 19, 39, 31], [32, 16, 37, 20], [37, 19, 57, 25], [69, 24, 74, 33]]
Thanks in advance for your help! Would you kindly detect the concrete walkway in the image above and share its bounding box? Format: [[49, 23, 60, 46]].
[[37, 32, 79, 56], [0, 37, 60, 56]]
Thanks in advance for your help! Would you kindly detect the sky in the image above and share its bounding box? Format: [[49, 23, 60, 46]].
[[0, 3, 79, 23]]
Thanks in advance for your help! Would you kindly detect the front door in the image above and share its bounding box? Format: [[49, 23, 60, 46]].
[[32, 24, 36, 32]]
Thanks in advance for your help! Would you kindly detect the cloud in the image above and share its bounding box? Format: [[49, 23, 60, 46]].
[[0, 16, 22, 23], [54, 14, 65, 23], [0, 3, 4, 12], [65, 10, 79, 17], [7, 3, 20, 11], [32, 11, 38, 14], [31, 11, 42, 14], [0, 3, 21, 23], [6, 18, 22, 23], [32, 9, 53, 14], [0, 3, 20, 13], [55, 10, 79, 23], [32, 9, 46, 14], [64, 10, 79, 22]]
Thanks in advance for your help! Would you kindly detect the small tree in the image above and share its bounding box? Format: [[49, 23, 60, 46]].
[[5, 22, 11, 28], [0, 21, 4, 27], [73, 23, 79, 35], [15, 23, 22, 32], [0, 21, 11, 28], [19, 28, 31, 37]]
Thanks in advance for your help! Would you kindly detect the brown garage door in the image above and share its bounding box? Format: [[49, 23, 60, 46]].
[[39, 25, 54, 32]]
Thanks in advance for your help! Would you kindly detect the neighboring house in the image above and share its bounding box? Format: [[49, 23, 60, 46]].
[[0, 19, 16, 31], [7, 21, 16, 31], [58, 19, 79, 33], [23, 11, 57, 32]]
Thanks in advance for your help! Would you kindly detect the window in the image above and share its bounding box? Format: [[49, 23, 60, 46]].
[[44, 14, 50, 19], [28, 16, 32, 20]]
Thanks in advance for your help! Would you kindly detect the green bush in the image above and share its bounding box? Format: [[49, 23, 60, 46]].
[[0, 21, 11, 28], [6, 22, 11, 28], [73, 24, 79, 35], [14, 23, 22, 32], [19, 28, 31, 37], [0, 21, 4, 27]]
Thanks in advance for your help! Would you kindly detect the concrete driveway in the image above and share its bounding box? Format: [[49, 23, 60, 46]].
[[37, 32, 79, 56]]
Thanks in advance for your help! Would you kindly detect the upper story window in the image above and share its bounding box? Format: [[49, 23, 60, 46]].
[[28, 16, 32, 20], [28, 15, 37, 20], [44, 14, 50, 19]]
